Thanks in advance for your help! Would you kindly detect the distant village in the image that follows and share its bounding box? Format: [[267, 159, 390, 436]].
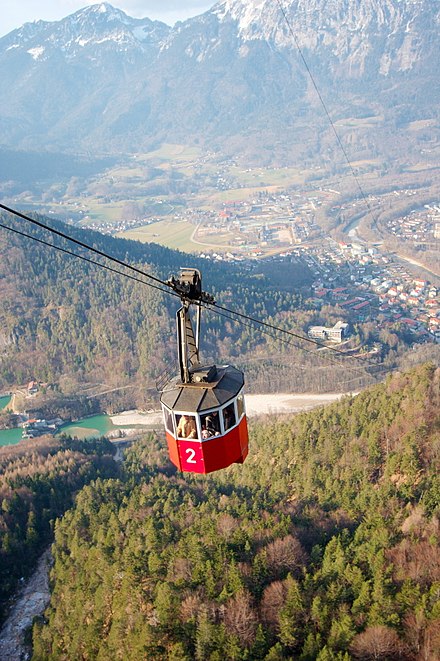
[[4, 381, 66, 439], [303, 239, 439, 344], [384, 203, 440, 247]]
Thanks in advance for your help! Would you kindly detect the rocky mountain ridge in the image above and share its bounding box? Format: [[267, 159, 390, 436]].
[[2, 3, 170, 59], [0, 0, 438, 161]]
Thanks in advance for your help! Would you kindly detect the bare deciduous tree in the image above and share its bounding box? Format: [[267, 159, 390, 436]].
[[264, 534, 307, 577], [350, 624, 406, 660], [180, 592, 204, 623], [224, 589, 258, 647], [260, 580, 287, 630]]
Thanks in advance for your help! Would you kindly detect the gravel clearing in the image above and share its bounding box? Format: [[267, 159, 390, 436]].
[[0, 548, 52, 661]]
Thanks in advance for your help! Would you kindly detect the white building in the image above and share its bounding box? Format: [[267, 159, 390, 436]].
[[308, 321, 350, 343]]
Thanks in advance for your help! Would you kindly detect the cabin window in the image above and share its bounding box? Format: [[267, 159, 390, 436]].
[[236, 393, 245, 420], [223, 402, 236, 431], [175, 414, 199, 440], [162, 406, 174, 434], [200, 410, 221, 439]]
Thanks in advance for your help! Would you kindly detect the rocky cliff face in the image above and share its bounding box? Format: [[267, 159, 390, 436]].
[[0, 0, 438, 158], [214, 0, 434, 73]]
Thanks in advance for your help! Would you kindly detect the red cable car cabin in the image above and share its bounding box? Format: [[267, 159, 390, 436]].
[[161, 365, 248, 474], [159, 268, 249, 474]]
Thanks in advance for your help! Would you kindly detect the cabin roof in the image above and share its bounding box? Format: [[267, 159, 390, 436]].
[[160, 364, 244, 412]]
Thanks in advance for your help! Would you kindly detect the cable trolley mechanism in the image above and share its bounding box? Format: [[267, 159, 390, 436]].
[[160, 269, 248, 474]]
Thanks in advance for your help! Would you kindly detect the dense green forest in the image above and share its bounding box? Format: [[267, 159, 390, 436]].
[[32, 364, 439, 660], [0, 210, 426, 410], [0, 435, 117, 621]]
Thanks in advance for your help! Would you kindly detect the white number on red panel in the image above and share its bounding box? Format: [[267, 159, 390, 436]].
[[186, 448, 197, 463]]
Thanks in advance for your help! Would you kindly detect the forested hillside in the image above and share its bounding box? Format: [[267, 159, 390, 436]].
[[0, 435, 117, 621], [33, 364, 440, 660], [0, 211, 387, 403]]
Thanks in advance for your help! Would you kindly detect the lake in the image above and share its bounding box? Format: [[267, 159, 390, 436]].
[[0, 427, 23, 447], [57, 414, 118, 440], [0, 414, 124, 448], [0, 395, 12, 410]]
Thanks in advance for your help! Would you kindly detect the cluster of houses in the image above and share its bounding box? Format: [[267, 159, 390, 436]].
[[22, 417, 64, 439], [374, 276, 439, 341], [305, 239, 439, 343], [384, 204, 440, 245], [13, 381, 66, 439], [192, 192, 324, 257]]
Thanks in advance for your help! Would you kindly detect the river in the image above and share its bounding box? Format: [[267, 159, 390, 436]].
[[57, 413, 121, 440], [0, 428, 23, 447], [0, 549, 52, 661]]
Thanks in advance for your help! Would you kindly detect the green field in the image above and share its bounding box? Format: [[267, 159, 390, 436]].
[[136, 143, 203, 163], [231, 166, 305, 187], [334, 115, 384, 128], [118, 220, 199, 252], [79, 201, 126, 224]]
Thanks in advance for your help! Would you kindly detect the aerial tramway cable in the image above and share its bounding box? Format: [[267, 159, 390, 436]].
[[0, 203, 384, 377], [0, 202, 169, 291], [206, 304, 386, 382], [0, 220, 176, 296]]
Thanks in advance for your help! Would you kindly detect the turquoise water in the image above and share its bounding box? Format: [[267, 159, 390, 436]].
[[0, 395, 12, 410], [0, 427, 23, 446], [0, 414, 116, 447], [0, 411, 147, 447], [0, 395, 20, 446], [57, 414, 117, 440]]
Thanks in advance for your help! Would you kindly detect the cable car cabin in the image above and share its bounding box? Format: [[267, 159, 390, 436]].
[[159, 268, 249, 474], [160, 364, 248, 474]]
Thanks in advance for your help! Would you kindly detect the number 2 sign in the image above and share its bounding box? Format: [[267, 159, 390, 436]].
[[178, 440, 204, 472]]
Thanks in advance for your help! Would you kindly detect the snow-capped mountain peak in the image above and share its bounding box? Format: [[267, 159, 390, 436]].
[[0, 0, 437, 156], [2, 3, 170, 60], [213, 0, 285, 42]]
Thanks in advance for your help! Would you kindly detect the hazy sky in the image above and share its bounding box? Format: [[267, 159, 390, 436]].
[[0, 1, 215, 38]]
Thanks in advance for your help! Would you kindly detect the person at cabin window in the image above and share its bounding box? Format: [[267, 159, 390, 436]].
[[205, 411, 220, 436], [223, 403, 236, 431], [200, 412, 220, 438], [176, 414, 198, 439]]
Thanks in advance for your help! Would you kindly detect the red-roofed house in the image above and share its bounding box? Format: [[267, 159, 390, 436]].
[[27, 381, 39, 394], [315, 289, 328, 298]]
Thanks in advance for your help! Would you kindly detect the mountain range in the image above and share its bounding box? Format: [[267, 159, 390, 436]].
[[0, 0, 439, 163]]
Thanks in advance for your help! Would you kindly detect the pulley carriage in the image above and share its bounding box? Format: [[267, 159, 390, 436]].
[[160, 269, 248, 474]]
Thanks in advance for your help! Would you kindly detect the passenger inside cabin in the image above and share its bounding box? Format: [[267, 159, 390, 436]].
[[223, 403, 236, 431], [201, 411, 220, 437], [176, 414, 198, 439]]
